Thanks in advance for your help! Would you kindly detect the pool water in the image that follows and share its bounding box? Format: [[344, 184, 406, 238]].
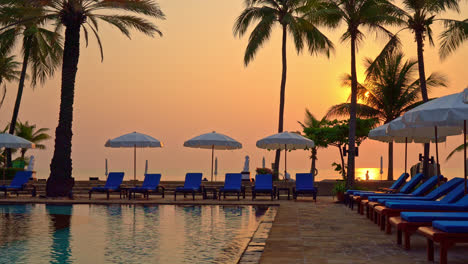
[[0, 204, 268, 264]]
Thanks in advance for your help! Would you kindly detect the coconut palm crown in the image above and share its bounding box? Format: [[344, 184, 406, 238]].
[[234, 0, 335, 177], [327, 51, 447, 180]]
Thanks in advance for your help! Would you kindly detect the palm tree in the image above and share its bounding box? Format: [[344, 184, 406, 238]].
[[317, 0, 403, 188], [327, 51, 447, 180], [35, 0, 164, 197], [14, 121, 50, 159], [1, 1, 63, 167], [0, 53, 20, 110], [367, 0, 467, 180], [1, 0, 165, 196], [234, 0, 335, 178], [298, 109, 328, 176]]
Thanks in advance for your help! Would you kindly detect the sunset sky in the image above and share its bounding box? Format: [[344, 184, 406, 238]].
[[1, 0, 467, 181]]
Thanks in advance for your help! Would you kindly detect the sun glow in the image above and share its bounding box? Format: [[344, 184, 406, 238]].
[[356, 168, 383, 181]]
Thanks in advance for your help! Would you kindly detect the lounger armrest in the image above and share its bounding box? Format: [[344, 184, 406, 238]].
[[158, 186, 165, 192]]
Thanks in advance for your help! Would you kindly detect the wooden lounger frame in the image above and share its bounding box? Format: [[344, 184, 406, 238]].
[[417, 226, 468, 264]]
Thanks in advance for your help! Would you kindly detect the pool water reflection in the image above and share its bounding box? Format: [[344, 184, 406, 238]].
[[0, 204, 267, 264]]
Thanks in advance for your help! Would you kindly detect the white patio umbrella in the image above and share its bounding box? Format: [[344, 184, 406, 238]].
[[402, 88, 468, 193], [184, 131, 242, 181], [105, 132, 163, 184], [256, 131, 315, 180], [369, 117, 448, 174], [0, 133, 35, 182]]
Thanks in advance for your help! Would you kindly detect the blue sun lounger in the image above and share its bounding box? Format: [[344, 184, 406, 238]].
[[346, 172, 409, 196], [389, 211, 468, 249], [218, 173, 244, 200], [174, 173, 203, 201], [293, 173, 317, 201], [128, 173, 165, 200], [89, 172, 124, 200], [356, 173, 425, 199], [0, 171, 35, 197], [349, 173, 424, 210], [384, 183, 468, 210], [368, 175, 456, 204], [418, 220, 468, 264], [252, 174, 275, 200]]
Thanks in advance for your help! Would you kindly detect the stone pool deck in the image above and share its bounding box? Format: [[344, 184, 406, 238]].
[[261, 196, 468, 264], [1, 195, 467, 263]]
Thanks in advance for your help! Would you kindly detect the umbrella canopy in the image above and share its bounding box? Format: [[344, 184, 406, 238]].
[[105, 132, 163, 184], [256, 131, 315, 150], [402, 88, 468, 127], [184, 131, 242, 181], [401, 88, 468, 194], [369, 117, 448, 175], [105, 132, 163, 148], [183, 131, 242, 150], [256, 132, 314, 180], [369, 117, 448, 143], [0, 133, 35, 148], [0, 133, 35, 182]]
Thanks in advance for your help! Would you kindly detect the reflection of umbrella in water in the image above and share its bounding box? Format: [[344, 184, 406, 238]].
[[0, 133, 35, 182], [256, 132, 314, 180], [184, 131, 242, 182], [105, 132, 163, 184], [402, 88, 468, 193]]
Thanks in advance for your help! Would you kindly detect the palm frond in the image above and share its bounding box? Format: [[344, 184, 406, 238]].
[[243, 13, 276, 66], [438, 19, 468, 60], [92, 0, 166, 19]]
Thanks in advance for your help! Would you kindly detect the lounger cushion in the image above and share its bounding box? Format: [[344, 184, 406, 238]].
[[254, 174, 273, 191], [401, 212, 468, 222], [433, 220, 468, 233], [220, 173, 242, 191]]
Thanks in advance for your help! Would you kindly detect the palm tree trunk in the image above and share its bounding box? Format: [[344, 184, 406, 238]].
[[273, 24, 288, 181], [6, 38, 32, 167], [339, 145, 346, 178], [347, 33, 358, 188], [415, 30, 430, 180], [387, 142, 393, 180], [46, 23, 80, 197], [310, 148, 317, 175]]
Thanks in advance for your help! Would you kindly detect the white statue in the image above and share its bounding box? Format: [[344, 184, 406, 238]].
[[243, 156, 250, 172]]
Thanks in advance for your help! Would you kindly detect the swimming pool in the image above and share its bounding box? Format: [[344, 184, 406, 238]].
[[0, 204, 268, 263]]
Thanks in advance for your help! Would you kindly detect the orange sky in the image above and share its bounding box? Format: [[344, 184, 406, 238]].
[[1, 0, 467, 181]]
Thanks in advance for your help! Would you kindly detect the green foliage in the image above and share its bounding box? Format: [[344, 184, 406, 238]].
[[14, 120, 51, 158], [0, 0, 166, 61], [332, 181, 346, 195], [303, 118, 378, 147], [331, 162, 345, 180], [233, 0, 335, 66], [256, 167, 273, 175]]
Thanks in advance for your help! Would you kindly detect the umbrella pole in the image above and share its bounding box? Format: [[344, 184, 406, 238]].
[[211, 145, 214, 182], [435, 126, 440, 181], [464, 120, 467, 195], [2, 152, 5, 185], [284, 144, 287, 181], [405, 138, 408, 174], [134, 145, 136, 187]]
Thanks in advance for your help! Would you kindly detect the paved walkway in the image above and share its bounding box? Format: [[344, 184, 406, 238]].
[[261, 197, 468, 264]]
